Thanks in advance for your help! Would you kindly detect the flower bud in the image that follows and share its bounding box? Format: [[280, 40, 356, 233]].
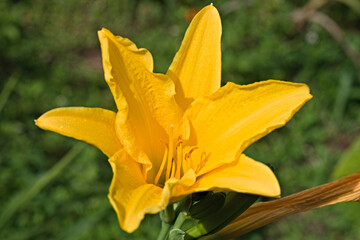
[[186, 193, 259, 238], [188, 192, 226, 219]]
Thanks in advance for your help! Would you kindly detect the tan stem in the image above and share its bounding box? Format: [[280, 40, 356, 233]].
[[292, 1, 360, 81], [202, 172, 360, 240], [292, 0, 329, 29]]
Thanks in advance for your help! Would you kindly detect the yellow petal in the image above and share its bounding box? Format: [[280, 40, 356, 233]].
[[98, 28, 188, 174], [108, 151, 196, 232], [172, 155, 280, 198], [35, 107, 122, 157], [167, 5, 222, 110], [108, 151, 164, 233], [186, 80, 312, 176]]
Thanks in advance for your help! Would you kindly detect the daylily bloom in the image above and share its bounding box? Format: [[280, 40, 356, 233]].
[[35, 5, 312, 233]]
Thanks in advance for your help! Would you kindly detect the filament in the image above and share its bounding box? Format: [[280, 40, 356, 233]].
[[154, 146, 168, 186], [175, 139, 183, 179], [153, 124, 201, 186], [165, 124, 174, 181]]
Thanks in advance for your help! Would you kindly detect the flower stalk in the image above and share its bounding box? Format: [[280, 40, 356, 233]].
[[173, 212, 187, 229], [157, 221, 172, 240], [160, 204, 176, 224]]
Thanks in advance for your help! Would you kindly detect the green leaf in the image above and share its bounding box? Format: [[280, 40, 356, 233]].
[[0, 143, 85, 230], [332, 136, 360, 179]]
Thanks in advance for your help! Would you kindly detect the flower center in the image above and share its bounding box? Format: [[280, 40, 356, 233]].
[[154, 124, 197, 186]]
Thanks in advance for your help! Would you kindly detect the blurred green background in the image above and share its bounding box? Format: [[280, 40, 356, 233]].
[[1, 0, 360, 239]]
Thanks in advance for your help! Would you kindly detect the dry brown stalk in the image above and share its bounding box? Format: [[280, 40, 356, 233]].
[[292, 0, 360, 82], [292, 0, 329, 29], [309, 11, 360, 73], [203, 172, 360, 240]]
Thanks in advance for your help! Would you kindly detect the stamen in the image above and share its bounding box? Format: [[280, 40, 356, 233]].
[[154, 146, 168, 186], [165, 124, 174, 181], [183, 152, 190, 173], [175, 139, 183, 179], [154, 125, 199, 185], [195, 152, 208, 174], [187, 147, 198, 157], [183, 147, 198, 173], [182, 157, 189, 174], [170, 158, 176, 178], [142, 165, 147, 180]]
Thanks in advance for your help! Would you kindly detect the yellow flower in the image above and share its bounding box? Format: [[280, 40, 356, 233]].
[[35, 5, 312, 233]]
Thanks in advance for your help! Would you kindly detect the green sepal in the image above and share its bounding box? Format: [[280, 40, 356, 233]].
[[191, 192, 209, 201], [169, 228, 185, 240]]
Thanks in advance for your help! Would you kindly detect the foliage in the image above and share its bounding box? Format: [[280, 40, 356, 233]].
[[1, 0, 359, 239], [333, 135, 360, 179]]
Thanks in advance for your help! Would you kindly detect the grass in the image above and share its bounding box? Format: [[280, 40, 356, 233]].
[[1, 0, 359, 239]]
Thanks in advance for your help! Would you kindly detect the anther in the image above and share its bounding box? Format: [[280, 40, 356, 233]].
[[183, 147, 198, 173], [170, 158, 176, 178], [195, 152, 208, 174], [175, 138, 183, 179]]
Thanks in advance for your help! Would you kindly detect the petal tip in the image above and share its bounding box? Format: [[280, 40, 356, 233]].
[[203, 3, 221, 21], [34, 113, 47, 129], [34, 118, 43, 128], [204, 3, 219, 12], [98, 28, 109, 39]]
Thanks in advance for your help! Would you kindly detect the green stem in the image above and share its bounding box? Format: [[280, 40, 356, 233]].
[[0, 71, 19, 114], [160, 204, 175, 224], [173, 212, 187, 229], [0, 143, 84, 229], [157, 221, 171, 240]]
